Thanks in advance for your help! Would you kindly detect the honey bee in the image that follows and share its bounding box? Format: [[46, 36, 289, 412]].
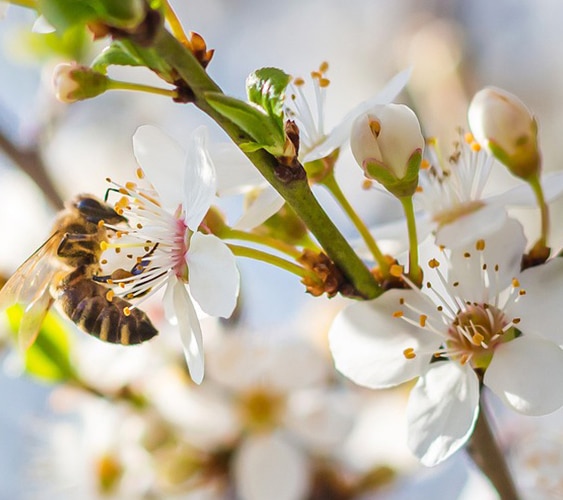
[[0, 195, 158, 350]]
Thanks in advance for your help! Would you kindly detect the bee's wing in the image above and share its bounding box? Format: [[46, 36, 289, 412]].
[[0, 232, 63, 313], [18, 288, 55, 351]]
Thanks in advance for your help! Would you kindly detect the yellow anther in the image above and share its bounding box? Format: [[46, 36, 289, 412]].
[[319, 77, 330, 88], [319, 61, 329, 73], [459, 354, 469, 365], [472, 333, 484, 345], [419, 315, 427, 327], [519, 289, 526, 296], [97, 220, 105, 228], [464, 252, 471, 258], [369, 119, 381, 137], [464, 132, 475, 144], [136, 167, 145, 179], [476, 239, 485, 251], [426, 137, 437, 146], [512, 278, 520, 288], [123, 307, 131, 316], [471, 142, 482, 152], [399, 297, 405, 304], [362, 179, 374, 190], [119, 188, 128, 195], [105, 290, 114, 302], [390, 264, 403, 277], [428, 258, 440, 269], [415, 186, 423, 193], [403, 347, 416, 359], [421, 159, 431, 170], [101, 259, 107, 265], [125, 181, 137, 191], [293, 77, 305, 86], [100, 241, 109, 251], [136, 223, 143, 229], [513, 317, 521, 324], [393, 310, 404, 318]]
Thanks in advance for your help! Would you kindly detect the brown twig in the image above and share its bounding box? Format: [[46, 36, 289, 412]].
[[467, 393, 521, 500], [0, 129, 63, 210]]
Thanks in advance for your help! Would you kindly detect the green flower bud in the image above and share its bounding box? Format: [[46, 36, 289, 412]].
[[52, 63, 109, 103], [351, 104, 423, 197], [468, 87, 540, 180]]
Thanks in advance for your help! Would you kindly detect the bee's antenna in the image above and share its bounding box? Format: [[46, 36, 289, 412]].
[[104, 187, 121, 202]]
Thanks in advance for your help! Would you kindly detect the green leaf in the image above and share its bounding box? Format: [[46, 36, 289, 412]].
[[91, 41, 144, 73], [206, 92, 285, 155], [38, 0, 99, 32], [22, 25, 90, 62], [246, 67, 290, 131], [6, 306, 76, 383], [38, 0, 145, 33]]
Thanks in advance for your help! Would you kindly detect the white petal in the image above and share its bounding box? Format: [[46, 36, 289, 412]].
[[172, 278, 205, 384], [485, 336, 563, 415], [234, 433, 309, 500], [328, 289, 441, 389], [435, 204, 507, 249], [233, 187, 285, 230], [507, 258, 563, 344], [448, 217, 526, 302], [32, 15, 55, 33], [187, 232, 239, 317], [407, 362, 480, 466], [488, 171, 563, 207], [211, 142, 265, 195], [132, 125, 185, 207], [184, 127, 217, 231], [284, 388, 355, 451], [207, 336, 327, 393], [302, 68, 411, 163]]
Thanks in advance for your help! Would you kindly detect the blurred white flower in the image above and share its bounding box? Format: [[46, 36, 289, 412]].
[[102, 125, 240, 384], [330, 219, 563, 466], [31, 398, 153, 499]]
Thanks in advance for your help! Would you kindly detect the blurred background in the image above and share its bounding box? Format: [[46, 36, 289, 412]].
[[2, 0, 563, 498]]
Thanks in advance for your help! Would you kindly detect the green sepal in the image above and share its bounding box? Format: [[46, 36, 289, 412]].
[[488, 139, 540, 181], [6, 306, 76, 383], [364, 149, 421, 198], [246, 67, 291, 133], [91, 41, 144, 73], [206, 92, 286, 156]]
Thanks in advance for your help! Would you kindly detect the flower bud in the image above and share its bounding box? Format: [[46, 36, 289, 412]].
[[351, 104, 423, 197], [468, 87, 540, 180], [52, 63, 109, 103]]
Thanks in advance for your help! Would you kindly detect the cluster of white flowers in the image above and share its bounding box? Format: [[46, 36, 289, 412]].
[[95, 73, 563, 474]]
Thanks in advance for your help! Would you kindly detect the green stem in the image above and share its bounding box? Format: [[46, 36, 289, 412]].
[[322, 172, 389, 275], [399, 195, 422, 284], [107, 79, 178, 98], [148, 28, 381, 299], [224, 228, 302, 259], [528, 173, 549, 248], [227, 243, 310, 280]]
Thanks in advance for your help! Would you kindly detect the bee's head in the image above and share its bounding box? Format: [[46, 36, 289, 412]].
[[72, 195, 127, 224]]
